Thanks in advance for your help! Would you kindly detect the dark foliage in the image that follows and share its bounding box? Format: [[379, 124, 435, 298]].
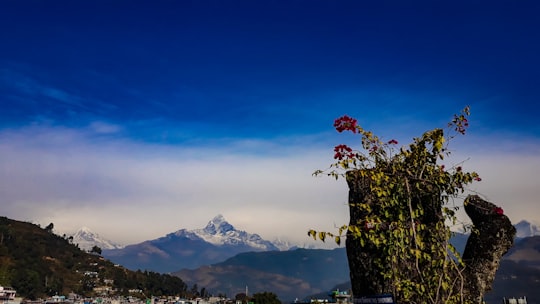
[[252, 291, 281, 304]]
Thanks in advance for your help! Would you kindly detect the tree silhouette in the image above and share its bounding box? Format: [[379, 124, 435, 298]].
[[90, 245, 102, 255]]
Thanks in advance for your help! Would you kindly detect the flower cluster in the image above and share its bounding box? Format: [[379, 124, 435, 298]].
[[334, 115, 358, 133], [334, 144, 355, 160], [450, 108, 470, 135], [369, 145, 379, 153]]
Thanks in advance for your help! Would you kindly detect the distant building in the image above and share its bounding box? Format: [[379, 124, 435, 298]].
[[0, 286, 16, 304], [502, 297, 527, 304], [329, 290, 351, 304]]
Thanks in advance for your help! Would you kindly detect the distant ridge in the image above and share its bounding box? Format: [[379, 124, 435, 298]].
[[172, 247, 349, 302]]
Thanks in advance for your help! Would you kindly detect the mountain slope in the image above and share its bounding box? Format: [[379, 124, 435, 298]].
[[0, 216, 189, 300], [173, 248, 349, 302], [102, 215, 280, 273], [502, 235, 540, 267]]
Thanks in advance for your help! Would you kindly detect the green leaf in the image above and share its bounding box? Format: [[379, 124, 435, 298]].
[[307, 230, 317, 240]]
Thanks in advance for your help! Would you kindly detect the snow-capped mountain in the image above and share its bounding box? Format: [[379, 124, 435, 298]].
[[72, 226, 124, 251], [272, 237, 299, 251], [170, 214, 280, 250], [514, 220, 540, 239], [102, 214, 295, 272]]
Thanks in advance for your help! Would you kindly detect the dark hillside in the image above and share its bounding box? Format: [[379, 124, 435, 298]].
[[173, 248, 349, 302], [0, 216, 190, 300], [484, 260, 540, 303], [222, 248, 348, 289]]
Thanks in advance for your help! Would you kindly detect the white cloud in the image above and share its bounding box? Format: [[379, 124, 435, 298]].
[[429, 131, 540, 228], [0, 124, 348, 245], [88, 121, 122, 134], [0, 123, 538, 247]]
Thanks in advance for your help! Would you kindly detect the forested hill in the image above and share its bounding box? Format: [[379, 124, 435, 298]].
[[0, 216, 193, 300]]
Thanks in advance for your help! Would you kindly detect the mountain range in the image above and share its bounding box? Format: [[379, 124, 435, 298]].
[[98, 215, 299, 273], [4, 214, 539, 303], [74, 217, 540, 273], [72, 217, 540, 302]]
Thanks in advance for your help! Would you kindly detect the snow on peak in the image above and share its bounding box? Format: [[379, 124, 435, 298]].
[[514, 220, 540, 238], [79, 226, 93, 233], [211, 214, 226, 224], [203, 214, 234, 235], [272, 237, 298, 251], [72, 226, 124, 251], [174, 215, 278, 250]]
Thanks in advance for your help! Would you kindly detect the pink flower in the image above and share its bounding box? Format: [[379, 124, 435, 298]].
[[494, 207, 504, 215], [387, 139, 398, 145]]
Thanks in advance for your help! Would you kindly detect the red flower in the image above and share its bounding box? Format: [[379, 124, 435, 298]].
[[334, 115, 358, 133], [333, 144, 354, 160], [451, 114, 470, 135], [493, 207, 504, 215], [474, 176, 482, 182], [387, 139, 398, 145], [369, 145, 378, 153], [364, 221, 376, 230]]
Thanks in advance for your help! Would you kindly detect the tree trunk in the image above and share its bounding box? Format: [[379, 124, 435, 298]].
[[460, 195, 516, 303], [345, 170, 387, 296], [345, 171, 515, 303]]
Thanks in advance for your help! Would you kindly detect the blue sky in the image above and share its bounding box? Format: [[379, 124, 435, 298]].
[[1, 1, 539, 245]]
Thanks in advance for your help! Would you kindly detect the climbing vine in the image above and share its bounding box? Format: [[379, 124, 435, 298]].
[[309, 107, 489, 303]]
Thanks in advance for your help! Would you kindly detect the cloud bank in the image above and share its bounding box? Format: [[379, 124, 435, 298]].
[[1, 122, 538, 246], [0, 123, 348, 245]]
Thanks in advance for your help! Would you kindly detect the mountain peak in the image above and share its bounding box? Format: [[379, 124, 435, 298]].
[[212, 214, 226, 223], [168, 215, 279, 250], [514, 220, 540, 239], [72, 227, 124, 251], [79, 226, 93, 233], [203, 214, 234, 235]]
